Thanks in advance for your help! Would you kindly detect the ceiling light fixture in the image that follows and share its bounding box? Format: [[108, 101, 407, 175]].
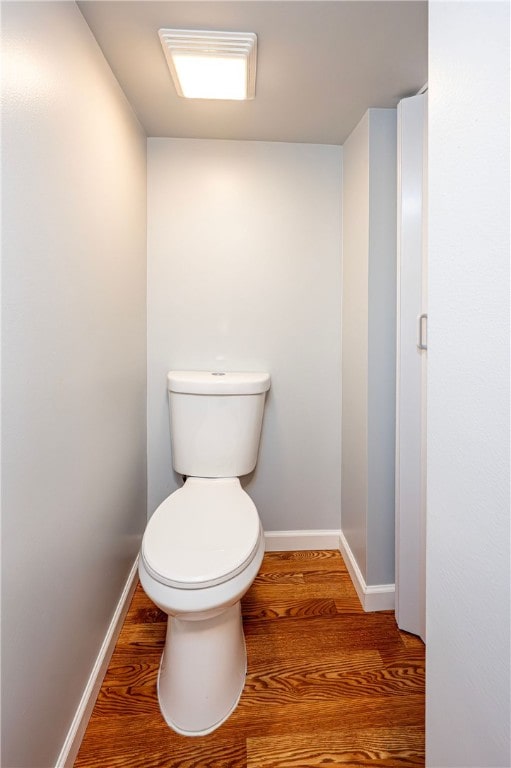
[[159, 29, 257, 101]]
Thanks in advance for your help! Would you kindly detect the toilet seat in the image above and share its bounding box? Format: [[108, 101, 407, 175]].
[[142, 477, 261, 590]]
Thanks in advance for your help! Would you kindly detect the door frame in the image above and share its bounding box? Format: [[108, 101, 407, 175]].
[[395, 92, 427, 640]]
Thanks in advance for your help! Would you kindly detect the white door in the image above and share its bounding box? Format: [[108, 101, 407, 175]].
[[395, 93, 427, 640]]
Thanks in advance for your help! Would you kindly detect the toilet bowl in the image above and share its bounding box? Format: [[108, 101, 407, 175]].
[[138, 370, 269, 736], [139, 477, 265, 735]]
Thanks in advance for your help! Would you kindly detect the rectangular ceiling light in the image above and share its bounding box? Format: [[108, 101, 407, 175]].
[[159, 29, 257, 101]]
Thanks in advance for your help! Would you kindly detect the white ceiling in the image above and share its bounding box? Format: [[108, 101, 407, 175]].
[[78, 1, 427, 145]]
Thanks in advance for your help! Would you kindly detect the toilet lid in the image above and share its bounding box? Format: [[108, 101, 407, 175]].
[[141, 477, 261, 589]]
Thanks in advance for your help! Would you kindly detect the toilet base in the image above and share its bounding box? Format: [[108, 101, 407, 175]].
[[157, 601, 247, 736]]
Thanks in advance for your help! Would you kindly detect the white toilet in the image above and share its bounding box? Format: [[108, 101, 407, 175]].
[[139, 370, 270, 736]]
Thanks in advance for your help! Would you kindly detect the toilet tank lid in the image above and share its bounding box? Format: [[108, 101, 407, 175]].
[[167, 370, 270, 395]]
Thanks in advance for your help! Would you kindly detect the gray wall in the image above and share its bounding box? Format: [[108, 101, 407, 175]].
[[147, 138, 342, 532], [427, 2, 510, 765], [1, 3, 147, 766], [341, 109, 397, 586]]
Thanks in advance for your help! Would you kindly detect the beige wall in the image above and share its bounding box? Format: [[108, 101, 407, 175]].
[[1, 3, 147, 766], [147, 138, 342, 532], [341, 112, 370, 577], [341, 109, 397, 586]]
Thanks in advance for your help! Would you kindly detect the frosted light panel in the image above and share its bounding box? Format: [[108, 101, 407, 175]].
[[159, 29, 257, 101], [173, 54, 248, 100]]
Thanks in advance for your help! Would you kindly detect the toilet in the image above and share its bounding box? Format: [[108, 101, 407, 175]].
[[139, 370, 270, 736]]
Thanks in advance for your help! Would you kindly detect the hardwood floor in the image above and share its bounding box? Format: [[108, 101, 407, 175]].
[[75, 551, 425, 767]]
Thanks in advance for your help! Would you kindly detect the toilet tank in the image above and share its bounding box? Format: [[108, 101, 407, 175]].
[[167, 371, 271, 478]]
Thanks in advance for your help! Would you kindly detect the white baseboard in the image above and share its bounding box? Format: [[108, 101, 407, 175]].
[[264, 529, 341, 551], [339, 531, 395, 612], [55, 556, 140, 768]]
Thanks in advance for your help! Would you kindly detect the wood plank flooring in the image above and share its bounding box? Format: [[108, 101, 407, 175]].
[[75, 551, 425, 767]]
